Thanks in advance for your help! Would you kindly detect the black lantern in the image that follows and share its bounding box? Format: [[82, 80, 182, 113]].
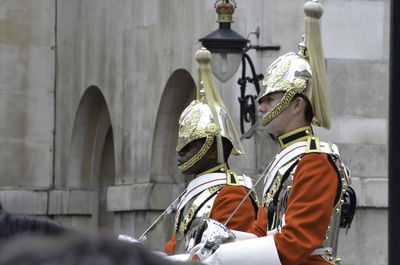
[[199, 0, 280, 137], [199, 1, 247, 82]]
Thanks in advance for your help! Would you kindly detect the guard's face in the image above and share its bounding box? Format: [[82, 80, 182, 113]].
[[258, 92, 291, 136], [177, 138, 210, 175], [258, 92, 283, 114]]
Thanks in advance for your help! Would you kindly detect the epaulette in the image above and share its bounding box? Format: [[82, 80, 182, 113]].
[[306, 135, 321, 153], [226, 170, 241, 186]]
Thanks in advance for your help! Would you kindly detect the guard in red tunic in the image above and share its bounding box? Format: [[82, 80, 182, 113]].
[[200, 1, 355, 264], [163, 48, 259, 256]]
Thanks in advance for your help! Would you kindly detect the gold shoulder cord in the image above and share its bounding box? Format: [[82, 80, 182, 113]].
[[175, 184, 224, 235], [263, 156, 301, 208]]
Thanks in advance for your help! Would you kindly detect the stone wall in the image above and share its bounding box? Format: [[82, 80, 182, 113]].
[[0, 0, 388, 264]]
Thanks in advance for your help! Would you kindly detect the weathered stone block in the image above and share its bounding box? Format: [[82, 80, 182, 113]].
[[337, 143, 387, 178], [322, 0, 387, 60], [107, 183, 183, 211], [337, 208, 387, 265], [53, 215, 94, 233], [0, 0, 54, 47], [108, 184, 152, 211], [351, 177, 388, 208], [48, 189, 94, 215], [0, 0, 54, 189], [0, 190, 47, 214], [326, 59, 388, 118], [314, 118, 387, 145], [261, 0, 305, 55], [0, 141, 53, 187]]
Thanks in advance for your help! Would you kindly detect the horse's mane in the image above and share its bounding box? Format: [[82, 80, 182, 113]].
[[0, 203, 68, 239]]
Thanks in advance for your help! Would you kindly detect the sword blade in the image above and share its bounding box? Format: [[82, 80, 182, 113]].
[[138, 189, 187, 242], [224, 160, 272, 226], [138, 210, 169, 242]]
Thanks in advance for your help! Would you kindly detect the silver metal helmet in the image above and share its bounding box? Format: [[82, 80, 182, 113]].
[[257, 50, 313, 127], [257, 52, 312, 102], [176, 98, 244, 156]]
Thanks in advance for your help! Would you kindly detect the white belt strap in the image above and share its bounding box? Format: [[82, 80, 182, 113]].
[[178, 173, 253, 211], [263, 141, 339, 196]]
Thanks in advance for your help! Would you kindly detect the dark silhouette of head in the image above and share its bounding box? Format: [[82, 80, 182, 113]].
[[0, 233, 199, 265], [0, 204, 68, 239]]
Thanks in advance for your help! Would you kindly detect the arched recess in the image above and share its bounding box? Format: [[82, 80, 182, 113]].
[[67, 86, 115, 233], [151, 69, 196, 184]]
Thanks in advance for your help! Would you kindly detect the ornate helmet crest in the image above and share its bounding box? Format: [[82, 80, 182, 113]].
[[177, 48, 244, 172], [258, 0, 331, 129]]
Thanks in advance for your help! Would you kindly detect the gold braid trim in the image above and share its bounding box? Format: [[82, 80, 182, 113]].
[[178, 134, 214, 172], [178, 185, 224, 234], [260, 88, 302, 127]]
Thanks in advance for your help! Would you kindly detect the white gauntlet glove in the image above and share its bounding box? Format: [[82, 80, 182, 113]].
[[117, 234, 142, 245], [202, 236, 282, 265], [187, 218, 235, 261]]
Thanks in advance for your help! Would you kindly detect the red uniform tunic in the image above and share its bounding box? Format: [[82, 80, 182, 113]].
[[248, 152, 339, 264], [274, 153, 338, 265]]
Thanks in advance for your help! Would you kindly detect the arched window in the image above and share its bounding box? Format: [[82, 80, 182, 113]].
[[150, 69, 195, 185], [67, 86, 115, 233]]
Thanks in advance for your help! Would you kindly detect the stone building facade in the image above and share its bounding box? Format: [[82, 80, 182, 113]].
[[0, 0, 388, 264]]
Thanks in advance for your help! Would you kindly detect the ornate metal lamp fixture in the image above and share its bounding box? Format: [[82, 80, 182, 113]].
[[199, 0, 280, 137]]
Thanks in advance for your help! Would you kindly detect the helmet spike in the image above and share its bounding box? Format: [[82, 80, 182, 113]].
[[195, 48, 224, 164]]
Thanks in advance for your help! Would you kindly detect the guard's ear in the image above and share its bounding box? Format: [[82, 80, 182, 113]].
[[291, 96, 306, 115]]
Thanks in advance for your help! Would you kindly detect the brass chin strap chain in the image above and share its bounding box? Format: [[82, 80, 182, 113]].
[[178, 135, 214, 172], [260, 88, 301, 127]]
